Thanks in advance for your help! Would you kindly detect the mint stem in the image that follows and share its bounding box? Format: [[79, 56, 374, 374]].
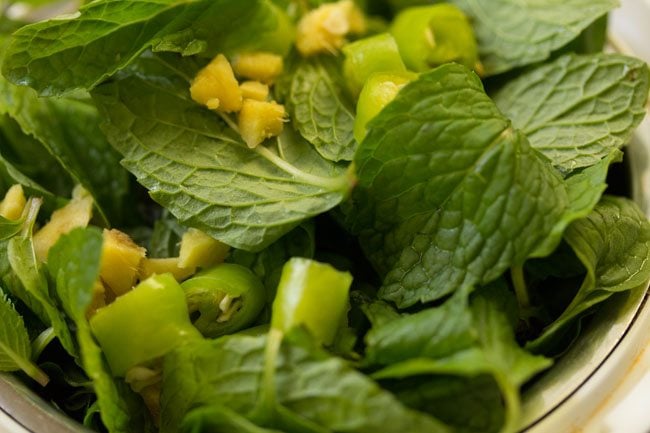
[[510, 266, 530, 310]]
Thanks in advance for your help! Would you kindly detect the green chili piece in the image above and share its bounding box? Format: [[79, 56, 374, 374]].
[[354, 71, 417, 143], [390, 4, 480, 72], [342, 32, 407, 97], [181, 263, 265, 338], [271, 258, 353, 346], [89, 274, 202, 377]]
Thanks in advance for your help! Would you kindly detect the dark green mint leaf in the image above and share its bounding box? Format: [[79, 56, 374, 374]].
[[1, 0, 292, 96], [0, 288, 49, 385], [349, 64, 569, 308], [0, 77, 129, 224], [161, 333, 448, 433], [453, 0, 618, 75], [7, 201, 76, 357], [495, 54, 649, 173], [528, 196, 650, 353]]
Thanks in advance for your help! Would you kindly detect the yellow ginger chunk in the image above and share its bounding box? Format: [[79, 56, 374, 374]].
[[178, 228, 230, 270], [232, 52, 284, 84], [240, 81, 270, 101], [0, 185, 26, 220], [238, 100, 286, 148], [139, 257, 194, 282], [100, 229, 146, 297], [190, 54, 243, 113], [296, 0, 366, 56], [33, 186, 93, 262]]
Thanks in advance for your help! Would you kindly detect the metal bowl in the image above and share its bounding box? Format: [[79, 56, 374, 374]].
[[1, 2, 649, 432]]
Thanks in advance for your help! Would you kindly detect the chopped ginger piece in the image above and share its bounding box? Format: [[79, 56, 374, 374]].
[[100, 229, 146, 297], [33, 186, 93, 262], [296, 0, 366, 56], [240, 81, 270, 101], [238, 100, 286, 148], [178, 228, 230, 270], [0, 185, 26, 221], [139, 257, 194, 282], [232, 52, 284, 84], [190, 54, 243, 113]]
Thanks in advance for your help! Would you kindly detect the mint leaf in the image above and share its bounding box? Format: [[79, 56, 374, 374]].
[[365, 287, 475, 366], [453, 0, 618, 75], [0, 77, 129, 223], [161, 333, 448, 433], [370, 284, 551, 433], [1, 0, 292, 96], [7, 200, 76, 357], [528, 196, 650, 353], [48, 228, 154, 433], [390, 375, 505, 433], [0, 288, 49, 386], [182, 405, 284, 433], [287, 55, 357, 162], [92, 54, 352, 252], [495, 54, 649, 173], [348, 64, 569, 308]]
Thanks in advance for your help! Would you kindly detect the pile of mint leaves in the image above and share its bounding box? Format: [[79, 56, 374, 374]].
[[0, 0, 649, 433]]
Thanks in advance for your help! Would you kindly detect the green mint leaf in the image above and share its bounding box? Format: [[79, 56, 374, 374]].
[[495, 54, 649, 173], [148, 210, 187, 259], [528, 196, 650, 353], [0, 114, 73, 200], [0, 77, 129, 224], [0, 216, 23, 241], [1, 0, 292, 96], [370, 283, 551, 433], [349, 64, 569, 308], [453, 0, 618, 75], [47, 228, 154, 433], [365, 286, 475, 365], [389, 375, 505, 433], [287, 55, 357, 162], [0, 288, 49, 386], [92, 54, 353, 252], [182, 405, 284, 433], [7, 200, 76, 357], [161, 333, 448, 433]]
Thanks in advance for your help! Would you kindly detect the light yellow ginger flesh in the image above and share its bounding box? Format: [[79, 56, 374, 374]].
[[139, 257, 195, 282], [232, 52, 284, 84], [238, 99, 286, 148], [178, 228, 230, 270], [100, 229, 147, 297], [0, 185, 26, 220], [296, 0, 366, 56], [240, 81, 270, 101], [33, 185, 93, 262], [190, 54, 243, 113]]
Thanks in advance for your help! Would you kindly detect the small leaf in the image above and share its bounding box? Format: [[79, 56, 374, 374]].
[[0, 288, 49, 386], [7, 199, 77, 357], [288, 55, 357, 162]]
